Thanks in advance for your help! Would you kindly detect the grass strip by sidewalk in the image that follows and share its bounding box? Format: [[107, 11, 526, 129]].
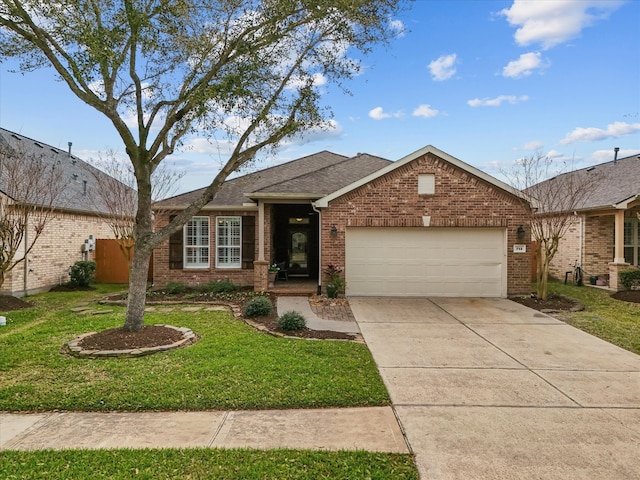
[[0, 449, 418, 480], [0, 286, 389, 411], [547, 281, 640, 355]]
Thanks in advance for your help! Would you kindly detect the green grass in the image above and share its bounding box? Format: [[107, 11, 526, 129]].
[[0, 285, 389, 412], [0, 449, 418, 479], [546, 281, 640, 355]]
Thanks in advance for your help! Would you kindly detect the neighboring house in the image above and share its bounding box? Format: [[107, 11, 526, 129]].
[[536, 153, 640, 291], [0, 128, 119, 296], [154, 146, 532, 297]]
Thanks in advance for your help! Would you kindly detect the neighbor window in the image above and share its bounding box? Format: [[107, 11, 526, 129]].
[[624, 218, 639, 266], [184, 216, 210, 269], [418, 174, 435, 194], [216, 216, 242, 268]]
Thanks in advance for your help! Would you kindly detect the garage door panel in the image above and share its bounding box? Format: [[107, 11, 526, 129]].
[[346, 228, 506, 297]]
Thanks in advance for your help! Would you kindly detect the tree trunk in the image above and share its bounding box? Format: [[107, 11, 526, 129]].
[[124, 246, 152, 332]]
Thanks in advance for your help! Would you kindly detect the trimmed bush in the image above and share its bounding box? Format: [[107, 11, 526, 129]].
[[68, 261, 96, 287], [207, 280, 237, 293], [165, 282, 187, 294], [619, 269, 640, 291], [278, 311, 306, 331], [244, 296, 273, 317]]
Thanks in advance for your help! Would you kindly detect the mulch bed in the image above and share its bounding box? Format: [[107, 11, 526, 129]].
[[510, 294, 583, 312], [610, 290, 640, 303], [77, 325, 185, 350], [0, 294, 32, 311]]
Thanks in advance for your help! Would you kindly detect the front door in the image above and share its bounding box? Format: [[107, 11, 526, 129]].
[[289, 229, 308, 275]]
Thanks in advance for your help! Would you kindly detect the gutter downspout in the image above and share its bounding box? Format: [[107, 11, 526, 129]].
[[23, 214, 28, 295], [312, 202, 322, 295]]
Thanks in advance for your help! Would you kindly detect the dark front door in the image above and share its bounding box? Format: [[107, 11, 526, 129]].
[[289, 228, 308, 275]]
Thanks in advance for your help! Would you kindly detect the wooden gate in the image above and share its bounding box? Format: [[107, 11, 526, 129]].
[[95, 239, 153, 284]]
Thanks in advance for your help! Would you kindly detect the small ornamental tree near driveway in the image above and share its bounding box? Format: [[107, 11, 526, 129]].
[[0, 140, 65, 290], [0, 0, 406, 331], [504, 153, 601, 300]]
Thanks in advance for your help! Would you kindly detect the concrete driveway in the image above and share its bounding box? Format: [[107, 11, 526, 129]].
[[350, 297, 640, 480]]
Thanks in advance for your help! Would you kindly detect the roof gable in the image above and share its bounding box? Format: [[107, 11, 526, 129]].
[[314, 145, 529, 208]]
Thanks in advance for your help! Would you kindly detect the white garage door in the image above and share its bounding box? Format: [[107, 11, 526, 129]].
[[345, 227, 506, 297]]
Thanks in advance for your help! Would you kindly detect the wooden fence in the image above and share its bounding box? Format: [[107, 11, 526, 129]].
[[95, 239, 153, 284]]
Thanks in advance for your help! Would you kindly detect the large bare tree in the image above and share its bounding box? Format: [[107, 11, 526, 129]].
[[0, 140, 65, 290], [505, 153, 600, 300], [0, 0, 405, 330]]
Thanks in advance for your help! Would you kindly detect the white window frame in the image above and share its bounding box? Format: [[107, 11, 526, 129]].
[[184, 216, 210, 269], [624, 218, 639, 266], [216, 216, 242, 268]]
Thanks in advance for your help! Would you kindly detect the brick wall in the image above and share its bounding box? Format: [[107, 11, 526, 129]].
[[547, 216, 582, 280], [2, 211, 115, 296], [320, 152, 531, 296], [153, 209, 261, 288]]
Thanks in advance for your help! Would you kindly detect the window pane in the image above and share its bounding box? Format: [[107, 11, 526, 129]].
[[624, 220, 633, 245], [184, 217, 209, 268], [624, 247, 634, 264], [216, 216, 242, 268]]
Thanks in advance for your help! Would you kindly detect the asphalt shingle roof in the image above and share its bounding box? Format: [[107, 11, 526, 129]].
[[156, 151, 392, 208], [0, 128, 122, 215], [533, 153, 640, 212]]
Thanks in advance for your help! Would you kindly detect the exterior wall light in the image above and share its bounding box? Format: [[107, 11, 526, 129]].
[[330, 225, 338, 238], [517, 225, 525, 240]]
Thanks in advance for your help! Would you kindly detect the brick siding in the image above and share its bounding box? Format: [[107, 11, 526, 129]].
[[2, 211, 115, 296], [320, 152, 531, 296], [153, 209, 262, 288]]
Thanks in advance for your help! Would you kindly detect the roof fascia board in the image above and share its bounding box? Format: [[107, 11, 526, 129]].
[[314, 145, 531, 208], [614, 195, 640, 209], [153, 204, 259, 212]]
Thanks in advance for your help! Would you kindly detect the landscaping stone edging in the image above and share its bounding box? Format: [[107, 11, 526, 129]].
[[62, 324, 199, 359]]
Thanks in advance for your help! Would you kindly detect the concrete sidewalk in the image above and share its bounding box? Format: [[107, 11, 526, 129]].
[[1, 407, 408, 452], [277, 296, 360, 334]]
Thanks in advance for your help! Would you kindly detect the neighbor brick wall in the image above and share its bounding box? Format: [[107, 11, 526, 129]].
[[153, 209, 264, 288], [321, 152, 531, 296], [584, 215, 614, 277], [547, 217, 582, 280], [2, 211, 114, 296]]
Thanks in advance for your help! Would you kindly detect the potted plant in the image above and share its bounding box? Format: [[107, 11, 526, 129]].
[[324, 264, 345, 298], [268, 263, 279, 287]]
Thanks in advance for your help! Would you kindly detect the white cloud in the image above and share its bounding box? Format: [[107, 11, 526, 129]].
[[467, 95, 529, 107], [412, 104, 439, 118], [502, 52, 548, 78], [521, 140, 544, 150], [369, 106, 402, 120], [500, 0, 624, 50], [428, 54, 457, 81], [389, 19, 406, 38], [560, 121, 640, 145]]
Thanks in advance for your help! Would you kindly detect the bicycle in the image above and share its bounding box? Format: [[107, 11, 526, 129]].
[[572, 260, 584, 286]]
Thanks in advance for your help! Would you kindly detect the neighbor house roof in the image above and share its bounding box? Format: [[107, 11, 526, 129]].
[[0, 127, 122, 215], [155, 151, 392, 209], [315, 145, 532, 208], [531, 153, 640, 212]]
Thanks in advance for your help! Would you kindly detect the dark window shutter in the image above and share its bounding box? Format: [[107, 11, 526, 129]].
[[169, 215, 183, 270], [242, 215, 255, 269]]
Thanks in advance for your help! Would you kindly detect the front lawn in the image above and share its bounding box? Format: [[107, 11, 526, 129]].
[[0, 285, 390, 412], [546, 281, 640, 355], [0, 449, 418, 480]]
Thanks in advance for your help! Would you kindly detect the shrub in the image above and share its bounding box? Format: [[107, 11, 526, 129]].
[[207, 280, 237, 293], [244, 296, 273, 317], [68, 261, 96, 287], [619, 269, 640, 291], [278, 311, 306, 331], [165, 282, 187, 294]]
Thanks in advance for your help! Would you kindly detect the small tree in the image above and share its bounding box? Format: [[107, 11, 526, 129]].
[[0, 140, 65, 290], [88, 151, 184, 268], [504, 152, 601, 300]]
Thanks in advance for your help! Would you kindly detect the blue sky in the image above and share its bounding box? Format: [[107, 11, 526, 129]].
[[1, 0, 639, 195]]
